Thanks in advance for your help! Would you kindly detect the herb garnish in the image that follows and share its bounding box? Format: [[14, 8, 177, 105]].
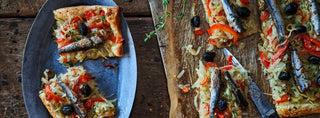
[[101, 16, 106, 23], [177, 0, 186, 19]]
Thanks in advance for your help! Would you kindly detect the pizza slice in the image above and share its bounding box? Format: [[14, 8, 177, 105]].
[[201, 0, 259, 47], [39, 66, 115, 118], [53, 6, 123, 64], [258, 0, 320, 117], [192, 60, 249, 118]]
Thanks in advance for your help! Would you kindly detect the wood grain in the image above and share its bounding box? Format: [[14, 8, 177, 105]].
[[148, 0, 320, 118], [0, 0, 151, 17], [0, 17, 169, 118]]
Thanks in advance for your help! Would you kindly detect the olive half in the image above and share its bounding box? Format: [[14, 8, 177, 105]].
[[61, 105, 74, 115]]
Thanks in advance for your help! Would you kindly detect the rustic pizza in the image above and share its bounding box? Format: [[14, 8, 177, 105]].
[[39, 66, 115, 118], [53, 5, 123, 64]]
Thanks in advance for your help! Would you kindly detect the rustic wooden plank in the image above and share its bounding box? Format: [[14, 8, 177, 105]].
[[0, 0, 151, 17], [149, 0, 320, 118], [0, 17, 169, 117]]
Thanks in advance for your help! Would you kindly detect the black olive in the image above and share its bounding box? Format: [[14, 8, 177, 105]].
[[79, 23, 88, 36], [82, 84, 92, 97], [294, 26, 307, 34], [308, 56, 320, 65], [61, 105, 74, 115], [46, 69, 55, 80], [317, 76, 320, 87], [279, 72, 291, 80], [217, 99, 227, 111], [203, 52, 216, 62], [285, 2, 298, 15], [191, 16, 200, 27], [236, 7, 251, 17]]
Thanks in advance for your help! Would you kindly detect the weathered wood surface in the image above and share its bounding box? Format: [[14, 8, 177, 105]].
[[149, 0, 320, 118], [0, 17, 169, 117], [0, 0, 151, 17]]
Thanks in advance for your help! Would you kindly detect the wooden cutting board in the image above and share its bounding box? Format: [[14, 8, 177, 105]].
[[148, 0, 320, 117]]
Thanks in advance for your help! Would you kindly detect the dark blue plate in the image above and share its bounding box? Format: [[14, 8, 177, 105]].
[[22, 0, 137, 118]]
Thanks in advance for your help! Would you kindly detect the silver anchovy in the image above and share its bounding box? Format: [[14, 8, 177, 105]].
[[309, 0, 320, 35], [57, 77, 85, 118], [221, 0, 244, 33], [209, 69, 221, 118], [264, 0, 286, 45], [59, 36, 103, 53], [292, 51, 311, 93], [224, 70, 248, 107]]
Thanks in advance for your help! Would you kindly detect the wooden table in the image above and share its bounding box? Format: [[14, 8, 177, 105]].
[[0, 0, 169, 117]]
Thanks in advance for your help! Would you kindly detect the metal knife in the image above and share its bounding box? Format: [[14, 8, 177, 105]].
[[57, 77, 85, 118], [223, 48, 278, 118], [223, 70, 248, 107]]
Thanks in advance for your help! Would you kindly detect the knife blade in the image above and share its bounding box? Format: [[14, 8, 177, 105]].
[[223, 48, 278, 118], [57, 77, 85, 118], [223, 71, 248, 107]]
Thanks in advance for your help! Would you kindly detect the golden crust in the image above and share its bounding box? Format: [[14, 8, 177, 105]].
[[276, 103, 320, 117], [39, 92, 58, 118], [53, 5, 123, 63]]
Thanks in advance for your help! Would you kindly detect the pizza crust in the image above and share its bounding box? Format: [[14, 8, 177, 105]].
[[39, 92, 59, 118], [276, 103, 320, 117], [54, 5, 123, 63]]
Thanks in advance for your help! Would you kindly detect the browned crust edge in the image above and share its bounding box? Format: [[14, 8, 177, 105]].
[[39, 92, 58, 118], [276, 103, 320, 117], [53, 5, 123, 57]]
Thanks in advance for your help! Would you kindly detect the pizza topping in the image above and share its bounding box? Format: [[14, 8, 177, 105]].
[[278, 72, 291, 80], [182, 87, 190, 93], [61, 105, 74, 115], [194, 29, 205, 35], [206, 0, 212, 17], [236, 7, 251, 17], [298, 35, 320, 52], [203, 52, 216, 62], [79, 23, 88, 36], [85, 10, 97, 20], [284, 2, 298, 15], [217, 99, 227, 111], [191, 16, 200, 27], [317, 77, 320, 87], [259, 51, 270, 69], [85, 98, 105, 110], [207, 24, 239, 45], [260, 10, 269, 21], [308, 56, 320, 65], [294, 26, 307, 34], [204, 62, 218, 71], [109, 35, 124, 43], [45, 69, 55, 80], [274, 94, 289, 104], [215, 107, 230, 118], [227, 55, 233, 65], [45, 84, 67, 102], [82, 84, 92, 97], [239, 0, 249, 5], [200, 75, 208, 85]]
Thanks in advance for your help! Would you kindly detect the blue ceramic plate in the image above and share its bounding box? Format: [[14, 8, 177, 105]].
[[22, 0, 137, 118]]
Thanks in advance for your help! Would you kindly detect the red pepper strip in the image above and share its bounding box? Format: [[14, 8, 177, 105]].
[[221, 66, 232, 74], [299, 35, 320, 51], [59, 42, 73, 49], [240, 0, 249, 5], [100, 10, 105, 15], [318, 94, 320, 99], [215, 107, 230, 118], [311, 81, 318, 86], [109, 35, 124, 43], [60, 30, 65, 35], [103, 60, 116, 68], [87, 22, 110, 29], [203, 104, 210, 115], [71, 17, 81, 24], [207, 24, 239, 45], [272, 39, 289, 62], [267, 26, 273, 37], [56, 38, 66, 44], [45, 84, 67, 102], [182, 87, 190, 93], [260, 10, 270, 21], [85, 98, 105, 110], [60, 53, 66, 56], [217, 10, 225, 16], [205, 62, 218, 71], [85, 10, 97, 20], [72, 113, 76, 118], [208, 38, 217, 46], [73, 73, 95, 93], [309, 51, 320, 57], [200, 75, 208, 85], [274, 94, 289, 104], [236, 79, 245, 91], [227, 55, 233, 65], [206, 0, 212, 17], [63, 58, 68, 63], [260, 51, 270, 69], [194, 29, 205, 35]]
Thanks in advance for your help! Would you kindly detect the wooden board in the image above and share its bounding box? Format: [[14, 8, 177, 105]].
[[0, 0, 151, 17], [148, 0, 320, 117], [0, 17, 169, 118]]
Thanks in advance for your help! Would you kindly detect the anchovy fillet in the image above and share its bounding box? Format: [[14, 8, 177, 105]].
[[59, 36, 103, 53], [209, 69, 220, 118], [292, 51, 311, 93], [264, 0, 286, 45], [221, 0, 244, 33], [309, 0, 320, 35]]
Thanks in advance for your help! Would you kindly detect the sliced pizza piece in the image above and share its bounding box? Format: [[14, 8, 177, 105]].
[[258, 0, 320, 117], [201, 0, 259, 47], [53, 5, 123, 64], [192, 60, 249, 118], [39, 66, 115, 118]]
